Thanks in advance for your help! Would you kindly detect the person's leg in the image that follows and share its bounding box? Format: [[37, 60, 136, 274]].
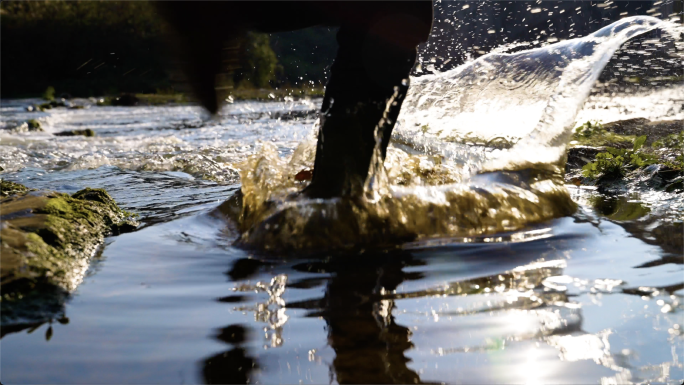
[[305, 2, 433, 198], [155, 2, 325, 114], [157, 1, 433, 199]]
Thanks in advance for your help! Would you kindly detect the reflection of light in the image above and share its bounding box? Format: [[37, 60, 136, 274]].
[[512, 259, 567, 273], [547, 333, 607, 362], [504, 310, 539, 336], [521, 348, 543, 385]]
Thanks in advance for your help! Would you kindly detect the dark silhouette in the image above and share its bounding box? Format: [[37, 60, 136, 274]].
[[305, 253, 424, 383], [157, 1, 433, 198], [202, 323, 258, 384]]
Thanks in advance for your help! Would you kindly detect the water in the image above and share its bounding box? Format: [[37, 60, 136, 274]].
[[2, 16, 683, 384]]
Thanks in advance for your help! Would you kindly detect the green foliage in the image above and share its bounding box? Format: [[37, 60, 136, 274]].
[[42, 86, 55, 101], [1, 180, 30, 197], [1, 1, 333, 98], [572, 121, 635, 147], [582, 136, 662, 179], [1, 1, 170, 97], [574, 121, 603, 139], [235, 32, 279, 89], [652, 131, 684, 149], [632, 135, 647, 151], [582, 150, 626, 179]]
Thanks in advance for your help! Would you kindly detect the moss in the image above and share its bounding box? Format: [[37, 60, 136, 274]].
[[135, 93, 187, 105], [37, 100, 67, 111], [581, 136, 663, 180], [1, 179, 30, 197], [1, 183, 138, 320], [54, 129, 95, 137], [652, 131, 684, 149], [571, 121, 635, 148], [26, 119, 42, 131]]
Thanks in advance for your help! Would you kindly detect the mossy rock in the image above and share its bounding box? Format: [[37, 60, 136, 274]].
[[1, 183, 138, 327], [604, 119, 683, 146], [37, 100, 67, 111], [54, 129, 95, 137], [26, 119, 42, 131], [571, 121, 635, 148], [1, 180, 31, 197]]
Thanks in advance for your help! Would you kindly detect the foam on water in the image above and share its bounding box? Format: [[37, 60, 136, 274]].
[[0, 101, 319, 182]]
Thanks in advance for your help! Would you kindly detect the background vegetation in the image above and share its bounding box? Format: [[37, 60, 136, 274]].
[[0, 1, 337, 98]]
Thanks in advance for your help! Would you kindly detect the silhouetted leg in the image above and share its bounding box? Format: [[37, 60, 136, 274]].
[[305, 3, 433, 198], [157, 1, 433, 198]]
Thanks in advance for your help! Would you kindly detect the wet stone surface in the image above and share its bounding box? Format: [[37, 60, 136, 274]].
[[1, 182, 138, 329]]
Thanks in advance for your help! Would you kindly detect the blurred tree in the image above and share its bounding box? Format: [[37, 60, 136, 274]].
[[1, 1, 336, 98], [234, 32, 279, 89], [1, 0, 169, 97]]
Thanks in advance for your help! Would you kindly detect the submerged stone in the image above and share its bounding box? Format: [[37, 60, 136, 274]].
[[1, 182, 138, 327], [54, 129, 95, 137]]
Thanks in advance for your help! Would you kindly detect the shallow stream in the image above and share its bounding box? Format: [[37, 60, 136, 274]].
[[1, 15, 683, 385]]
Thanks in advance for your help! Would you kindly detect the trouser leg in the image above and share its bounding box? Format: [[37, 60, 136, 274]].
[[306, 2, 433, 198]]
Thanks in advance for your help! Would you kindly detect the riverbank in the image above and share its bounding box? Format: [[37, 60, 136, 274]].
[[565, 118, 683, 194]]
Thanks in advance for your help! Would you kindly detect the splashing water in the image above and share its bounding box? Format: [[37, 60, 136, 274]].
[[236, 16, 682, 250]]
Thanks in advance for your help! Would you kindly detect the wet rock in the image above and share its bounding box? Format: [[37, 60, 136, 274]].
[[635, 164, 684, 191], [1, 183, 138, 328], [565, 146, 603, 173], [5, 120, 43, 133], [1, 180, 31, 197], [601, 118, 650, 135], [37, 99, 68, 111], [26, 119, 42, 131], [603, 118, 683, 146], [111, 94, 139, 106], [54, 129, 95, 137]]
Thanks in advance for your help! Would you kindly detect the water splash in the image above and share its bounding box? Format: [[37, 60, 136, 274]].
[[396, 16, 681, 170], [235, 16, 680, 250]]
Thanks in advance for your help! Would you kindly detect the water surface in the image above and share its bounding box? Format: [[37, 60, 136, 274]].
[[1, 15, 683, 385]]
